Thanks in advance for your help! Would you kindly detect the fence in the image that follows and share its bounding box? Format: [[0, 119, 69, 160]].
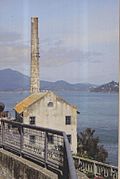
[[73, 156, 118, 179], [0, 119, 78, 179]]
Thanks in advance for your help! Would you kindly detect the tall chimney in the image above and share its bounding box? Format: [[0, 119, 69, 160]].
[[30, 17, 40, 94]]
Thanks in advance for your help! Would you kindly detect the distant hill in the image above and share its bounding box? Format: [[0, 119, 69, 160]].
[[90, 81, 119, 93], [41, 80, 96, 91], [0, 69, 29, 91], [0, 69, 95, 91]]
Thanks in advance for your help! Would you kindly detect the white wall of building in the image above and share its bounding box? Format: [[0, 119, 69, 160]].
[[23, 92, 77, 154]]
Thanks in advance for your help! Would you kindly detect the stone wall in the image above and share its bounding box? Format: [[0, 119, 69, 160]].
[[0, 149, 57, 179]]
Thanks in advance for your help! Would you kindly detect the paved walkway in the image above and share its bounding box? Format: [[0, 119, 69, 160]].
[[77, 170, 89, 179]]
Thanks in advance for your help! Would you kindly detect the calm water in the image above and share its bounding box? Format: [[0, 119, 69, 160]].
[[0, 91, 118, 166]]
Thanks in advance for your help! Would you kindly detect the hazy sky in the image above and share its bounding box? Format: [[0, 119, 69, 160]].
[[0, 0, 119, 84]]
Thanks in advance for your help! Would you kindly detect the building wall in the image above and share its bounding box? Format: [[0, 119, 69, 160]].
[[23, 92, 77, 154]]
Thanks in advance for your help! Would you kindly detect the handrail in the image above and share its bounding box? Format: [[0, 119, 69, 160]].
[[63, 132, 78, 179], [1, 118, 63, 135], [0, 118, 78, 179]]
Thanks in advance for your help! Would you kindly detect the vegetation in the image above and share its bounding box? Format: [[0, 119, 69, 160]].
[[77, 128, 108, 162]]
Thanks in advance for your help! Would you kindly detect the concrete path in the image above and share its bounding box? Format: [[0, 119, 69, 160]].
[[77, 170, 89, 179]]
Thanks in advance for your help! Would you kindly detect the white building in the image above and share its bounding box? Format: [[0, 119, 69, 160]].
[[14, 17, 79, 154], [14, 91, 78, 153]]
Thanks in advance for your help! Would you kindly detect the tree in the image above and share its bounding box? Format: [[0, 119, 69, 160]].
[[77, 128, 108, 162]]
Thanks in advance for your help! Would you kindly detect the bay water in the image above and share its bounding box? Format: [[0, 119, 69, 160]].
[[0, 90, 118, 166]]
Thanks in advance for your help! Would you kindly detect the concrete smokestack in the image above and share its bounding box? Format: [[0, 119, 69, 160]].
[[30, 17, 40, 94]]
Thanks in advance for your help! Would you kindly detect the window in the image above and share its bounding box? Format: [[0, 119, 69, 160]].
[[29, 135, 36, 144], [48, 134, 54, 144], [65, 116, 71, 125], [48, 102, 53, 107], [67, 135, 71, 144], [29, 116, 36, 125]]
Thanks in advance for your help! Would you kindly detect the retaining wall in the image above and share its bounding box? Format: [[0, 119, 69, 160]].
[[0, 149, 57, 179]]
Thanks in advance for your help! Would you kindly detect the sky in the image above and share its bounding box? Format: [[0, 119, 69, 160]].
[[0, 0, 119, 84]]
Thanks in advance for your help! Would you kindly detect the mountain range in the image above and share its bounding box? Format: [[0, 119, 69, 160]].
[[0, 69, 95, 91], [0, 69, 118, 93]]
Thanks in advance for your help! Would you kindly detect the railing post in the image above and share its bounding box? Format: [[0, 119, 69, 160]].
[[93, 162, 97, 176], [110, 167, 113, 178], [20, 125, 23, 156], [63, 133, 78, 179], [1, 120, 5, 148], [44, 131, 48, 167], [63, 143, 69, 179]]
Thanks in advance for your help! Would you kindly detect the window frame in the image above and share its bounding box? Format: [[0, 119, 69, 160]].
[[47, 102, 54, 107], [47, 134, 54, 144], [29, 116, 36, 125], [65, 116, 71, 125], [29, 135, 36, 144]]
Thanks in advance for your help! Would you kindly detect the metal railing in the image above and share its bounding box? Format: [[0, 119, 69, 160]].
[[0, 111, 9, 118], [0, 119, 78, 179]]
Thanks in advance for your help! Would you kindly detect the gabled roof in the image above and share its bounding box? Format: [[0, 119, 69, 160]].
[[14, 91, 77, 114], [14, 92, 48, 114]]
